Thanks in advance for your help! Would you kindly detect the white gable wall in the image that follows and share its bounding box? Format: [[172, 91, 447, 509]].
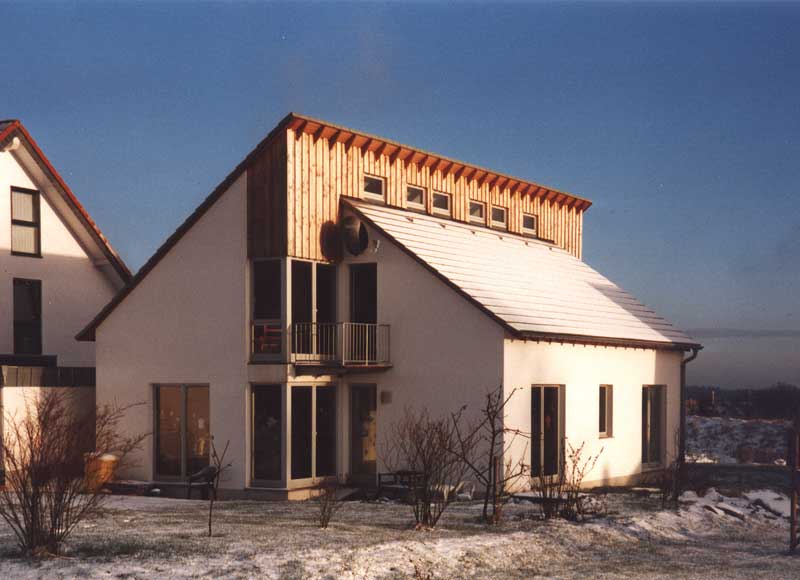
[[96, 173, 249, 485], [503, 339, 682, 486], [0, 149, 119, 365]]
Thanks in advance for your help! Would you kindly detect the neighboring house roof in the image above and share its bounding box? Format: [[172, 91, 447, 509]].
[[346, 199, 700, 350], [0, 119, 132, 283]]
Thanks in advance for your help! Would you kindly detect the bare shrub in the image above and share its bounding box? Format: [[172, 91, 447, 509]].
[[531, 440, 602, 521], [383, 407, 467, 529], [0, 389, 147, 556], [316, 480, 343, 529], [450, 386, 530, 524], [207, 437, 232, 537]]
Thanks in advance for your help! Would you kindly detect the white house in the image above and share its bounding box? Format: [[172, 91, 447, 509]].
[[79, 113, 700, 498], [0, 119, 130, 448]]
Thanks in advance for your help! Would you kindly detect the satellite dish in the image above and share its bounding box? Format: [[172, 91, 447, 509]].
[[340, 215, 369, 256]]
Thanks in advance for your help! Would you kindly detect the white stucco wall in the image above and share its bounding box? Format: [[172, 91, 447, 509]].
[[503, 339, 683, 487], [0, 149, 119, 365], [291, 215, 506, 485], [95, 174, 249, 486]]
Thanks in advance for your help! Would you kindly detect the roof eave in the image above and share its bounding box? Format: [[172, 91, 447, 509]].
[[514, 330, 703, 352]]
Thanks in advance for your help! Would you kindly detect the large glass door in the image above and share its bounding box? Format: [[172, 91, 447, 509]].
[[289, 385, 337, 483], [532, 385, 563, 477], [155, 384, 210, 480], [252, 384, 283, 484]]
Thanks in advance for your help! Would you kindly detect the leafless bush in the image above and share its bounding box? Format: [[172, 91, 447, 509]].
[[383, 407, 468, 529], [0, 389, 147, 556], [450, 386, 530, 524], [207, 437, 232, 537], [658, 429, 683, 508], [531, 441, 602, 521], [316, 480, 343, 529]]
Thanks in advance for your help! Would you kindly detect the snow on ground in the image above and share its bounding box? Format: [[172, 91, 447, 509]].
[[0, 489, 798, 579], [686, 415, 788, 464]]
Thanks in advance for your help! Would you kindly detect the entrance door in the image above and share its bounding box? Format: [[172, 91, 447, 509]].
[[532, 385, 564, 477], [350, 385, 377, 484]]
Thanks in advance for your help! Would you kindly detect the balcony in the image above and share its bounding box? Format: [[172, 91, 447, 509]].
[[251, 321, 391, 371]]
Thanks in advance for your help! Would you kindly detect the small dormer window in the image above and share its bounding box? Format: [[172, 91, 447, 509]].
[[491, 206, 507, 230], [522, 213, 538, 237], [363, 175, 385, 201], [11, 187, 41, 256], [406, 185, 425, 210], [469, 201, 485, 224], [432, 192, 451, 216]]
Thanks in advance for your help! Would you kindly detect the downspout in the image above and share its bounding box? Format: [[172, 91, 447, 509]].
[[678, 346, 701, 469]]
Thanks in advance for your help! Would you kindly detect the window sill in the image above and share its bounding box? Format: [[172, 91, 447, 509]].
[[10, 251, 42, 259], [599, 433, 613, 440]]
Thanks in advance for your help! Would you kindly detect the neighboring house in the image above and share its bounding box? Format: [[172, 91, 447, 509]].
[[79, 113, 700, 498], [0, 120, 131, 446]]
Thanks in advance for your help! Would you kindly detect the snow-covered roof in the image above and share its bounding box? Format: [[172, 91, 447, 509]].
[[348, 199, 699, 350]]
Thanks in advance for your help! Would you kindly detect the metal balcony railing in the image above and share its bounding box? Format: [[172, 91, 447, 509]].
[[291, 322, 390, 366]]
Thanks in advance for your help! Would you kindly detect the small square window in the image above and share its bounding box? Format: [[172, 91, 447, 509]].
[[432, 192, 451, 216], [522, 213, 538, 237], [363, 175, 385, 200], [599, 384, 613, 438], [469, 201, 485, 224], [406, 185, 425, 209], [491, 206, 507, 229]]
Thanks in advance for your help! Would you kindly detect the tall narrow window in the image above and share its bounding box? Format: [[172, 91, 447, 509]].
[[11, 187, 41, 256], [13, 278, 42, 355], [599, 385, 613, 438], [406, 185, 425, 210], [491, 206, 507, 229], [155, 384, 210, 479], [469, 201, 485, 224], [252, 259, 282, 357], [363, 175, 385, 201], [432, 192, 451, 216], [642, 385, 664, 465], [522, 213, 538, 237]]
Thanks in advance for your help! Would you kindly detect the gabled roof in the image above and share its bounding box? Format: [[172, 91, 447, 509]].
[[347, 199, 700, 350], [0, 119, 132, 282]]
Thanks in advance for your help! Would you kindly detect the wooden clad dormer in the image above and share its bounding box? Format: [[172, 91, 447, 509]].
[[247, 113, 591, 262]]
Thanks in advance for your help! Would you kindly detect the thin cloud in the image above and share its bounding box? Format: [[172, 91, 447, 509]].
[[687, 328, 800, 339]]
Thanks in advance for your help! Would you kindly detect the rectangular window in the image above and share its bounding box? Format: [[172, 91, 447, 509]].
[[155, 384, 210, 480], [599, 385, 613, 437], [522, 213, 538, 237], [491, 206, 507, 229], [252, 259, 282, 357], [11, 187, 41, 256], [252, 384, 283, 482], [469, 201, 485, 224], [363, 175, 385, 200], [432, 192, 451, 216], [13, 278, 42, 355], [406, 185, 425, 209], [642, 385, 664, 465]]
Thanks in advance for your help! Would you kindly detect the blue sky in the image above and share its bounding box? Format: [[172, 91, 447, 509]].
[[1, 1, 797, 388]]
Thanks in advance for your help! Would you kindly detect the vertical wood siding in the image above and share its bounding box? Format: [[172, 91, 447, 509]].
[[282, 127, 585, 261], [247, 136, 287, 258]]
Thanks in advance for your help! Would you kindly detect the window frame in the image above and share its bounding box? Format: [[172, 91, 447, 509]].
[[362, 174, 386, 202], [599, 384, 613, 438], [431, 191, 451, 217], [10, 186, 42, 258], [490, 206, 508, 230], [641, 384, 666, 468], [153, 384, 210, 481], [468, 200, 486, 224], [522, 213, 538, 237], [251, 258, 284, 362], [405, 184, 426, 211]]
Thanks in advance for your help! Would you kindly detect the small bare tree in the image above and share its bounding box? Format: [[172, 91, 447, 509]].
[[450, 386, 530, 524], [316, 480, 343, 529], [383, 407, 468, 529], [207, 437, 232, 537], [0, 389, 147, 556], [531, 440, 602, 521]]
